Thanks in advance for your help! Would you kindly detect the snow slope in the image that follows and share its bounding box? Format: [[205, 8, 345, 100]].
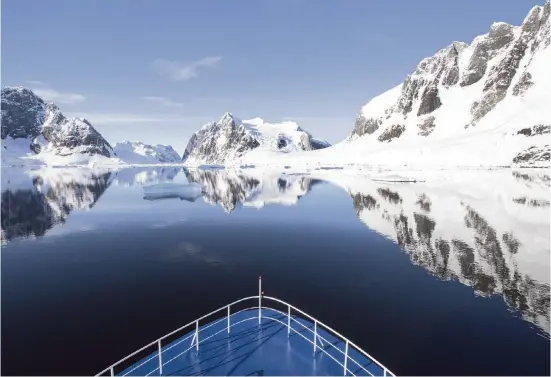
[[335, 1, 551, 168], [219, 1, 551, 168], [114, 141, 181, 164], [182, 112, 330, 166]]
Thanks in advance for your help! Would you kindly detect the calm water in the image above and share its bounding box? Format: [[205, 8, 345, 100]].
[[1, 167, 550, 376]]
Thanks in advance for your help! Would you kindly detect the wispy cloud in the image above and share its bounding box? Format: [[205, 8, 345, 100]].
[[152, 56, 223, 81], [27, 80, 46, 85], [32, 88, 86, 104], [142, 96, 184, 108]]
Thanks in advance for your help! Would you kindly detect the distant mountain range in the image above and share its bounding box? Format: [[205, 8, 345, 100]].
[[1, 1, 549, 168], [113, 141, 181, 164], [0, 88, 329, 167]]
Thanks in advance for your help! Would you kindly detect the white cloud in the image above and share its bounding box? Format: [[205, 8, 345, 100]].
[[152, 56, 223, 81], [26, 80, 46, 85], [32, 88, 86, 104], [142, 96, 184, 108]]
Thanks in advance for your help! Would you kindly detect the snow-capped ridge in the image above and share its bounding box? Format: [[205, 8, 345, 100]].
[[113, 141, 181, 164], [182, 112, 331, 166], [344, 0, 550, 167]]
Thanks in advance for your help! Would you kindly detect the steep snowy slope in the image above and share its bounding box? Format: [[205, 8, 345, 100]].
[[229, 1, 550, 168], [182, 112, 330, 166], [1, 87, 118, 166], [114, 141, 181, 164], [343, 0, 551, 167]]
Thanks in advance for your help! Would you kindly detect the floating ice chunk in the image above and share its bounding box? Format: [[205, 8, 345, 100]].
[[143, 183, 203, 202]]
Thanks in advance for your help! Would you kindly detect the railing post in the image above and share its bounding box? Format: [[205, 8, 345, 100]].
[[383, 367, 387, 376], [313, 320, 317, 356], [157, 340, 163, 376], [110, 367, 114, 377], [343, 340, 349, 376], [227, 305, 231, 333], [287, 305, 291, 337], [195, 320, 199, 353], [258, 276, 262, 324]]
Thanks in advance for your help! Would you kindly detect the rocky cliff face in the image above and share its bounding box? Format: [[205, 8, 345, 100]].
[[349, 0, 550, 167], [1, 87, 115, 164], [182, 113, 330, 166]]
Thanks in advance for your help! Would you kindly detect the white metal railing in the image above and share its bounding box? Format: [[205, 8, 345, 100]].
[[97, 277, 395, 377]]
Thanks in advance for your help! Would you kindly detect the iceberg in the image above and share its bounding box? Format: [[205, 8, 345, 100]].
[[143, 183, 203, 202]]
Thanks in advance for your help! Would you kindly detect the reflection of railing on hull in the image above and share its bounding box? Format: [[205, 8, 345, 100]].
[[96, 277, 395, 377]]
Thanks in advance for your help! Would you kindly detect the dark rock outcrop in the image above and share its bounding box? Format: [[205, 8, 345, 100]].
[[417, 85, 441, 116], [512, 145, 550, 165], [418, 116, 436, 136], [352, 115, 381, 138], [512, 72, 534, 96], [378, 124, 405, 142], [516, 124, 550, 136]]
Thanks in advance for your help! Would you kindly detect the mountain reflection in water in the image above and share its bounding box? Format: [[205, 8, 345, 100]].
[[1, 166, 549, 337]]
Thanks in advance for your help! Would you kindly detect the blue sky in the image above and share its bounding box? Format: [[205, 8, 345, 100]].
[[2, 0, 540, 154]]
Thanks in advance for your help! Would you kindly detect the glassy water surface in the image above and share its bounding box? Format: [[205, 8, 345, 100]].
[[1, 166, 550, 376]]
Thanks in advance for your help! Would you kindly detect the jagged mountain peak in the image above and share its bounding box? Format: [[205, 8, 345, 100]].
[[219, 112, 238, 122], [182, 113, 330, 165], [347, 1, 550, 167], [1, 86, 115, 165]]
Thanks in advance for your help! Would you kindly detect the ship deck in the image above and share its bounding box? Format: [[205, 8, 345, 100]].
[[117, 308, 387, 376]]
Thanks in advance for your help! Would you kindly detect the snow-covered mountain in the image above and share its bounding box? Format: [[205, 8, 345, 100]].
[[1, 87, 118, 166], [344, 0, 550, 167], [113, 141, 181, 164], [182, 112, 330, 166]]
